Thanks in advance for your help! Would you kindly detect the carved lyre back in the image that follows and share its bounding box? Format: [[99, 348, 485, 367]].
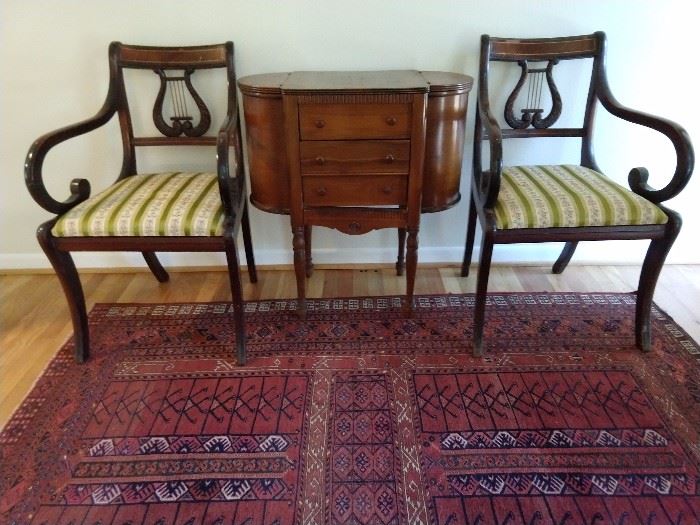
[[152, 68, 211, 137], [110, 43, 234, 146], [504, 59, 561, 129], [486, 34, 601, 137]]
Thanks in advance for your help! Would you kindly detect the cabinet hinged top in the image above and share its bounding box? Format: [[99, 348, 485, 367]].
[[280, 70, 430, 94], [239, 71, 473, 97]]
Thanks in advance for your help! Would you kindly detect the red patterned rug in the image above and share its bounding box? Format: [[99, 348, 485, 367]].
[[2, 293, 699, 525]]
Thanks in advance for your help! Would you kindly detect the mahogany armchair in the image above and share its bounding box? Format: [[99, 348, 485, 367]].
[[461, 32, 694, 356], [25, 42, 257, 364]]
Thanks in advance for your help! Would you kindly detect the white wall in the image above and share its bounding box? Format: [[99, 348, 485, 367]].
[[1, 0, 698, 270]]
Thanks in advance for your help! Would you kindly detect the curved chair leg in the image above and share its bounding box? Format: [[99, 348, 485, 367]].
[[37, 224, 89, 363], [552, 241, 578, 274], [224, 225, 247, 365], [635, 213, 681, 352], [304, 225, 313, 278], [241, 202, 258, 283], [461, 193, 478, 277], [473, 233, 494, 357], [142, 252, 169, 282], [396, 228, 406, 276]]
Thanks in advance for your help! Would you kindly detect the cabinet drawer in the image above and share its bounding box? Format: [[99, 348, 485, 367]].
[[299, 103, 411, 140], [303, 175, 407, 206], [300, 140, 410, 175]]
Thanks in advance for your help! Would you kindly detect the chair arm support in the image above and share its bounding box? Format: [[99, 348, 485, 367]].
[[25, 102, 116, 215], [216, 106, 244, 218], [477, 94, 504, 209], [597, 87, 694, 204]]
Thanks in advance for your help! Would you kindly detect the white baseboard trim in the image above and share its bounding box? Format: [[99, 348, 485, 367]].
[[2, 244, 697, 271]]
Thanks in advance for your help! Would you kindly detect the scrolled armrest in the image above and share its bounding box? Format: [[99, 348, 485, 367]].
[[25, 102, 116, 215], [598, 85, 694, 204]]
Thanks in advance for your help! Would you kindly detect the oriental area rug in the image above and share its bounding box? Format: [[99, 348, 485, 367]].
[[1, 293, 700, 525]]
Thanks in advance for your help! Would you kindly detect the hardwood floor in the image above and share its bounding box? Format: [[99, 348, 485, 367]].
[[1, 264, 699, 429]]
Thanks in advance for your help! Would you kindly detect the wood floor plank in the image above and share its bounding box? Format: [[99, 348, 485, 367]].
[[437, 267, 467, 294], [2, 264, 699, 429]]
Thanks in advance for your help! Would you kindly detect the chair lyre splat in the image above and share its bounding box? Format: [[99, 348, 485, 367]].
[[504, 59, 562, 129], [153, 68, 211, 137]]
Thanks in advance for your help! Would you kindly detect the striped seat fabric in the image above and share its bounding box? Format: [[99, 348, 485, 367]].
[[52, 172, 225, 237], [494, 165, 667, 230]]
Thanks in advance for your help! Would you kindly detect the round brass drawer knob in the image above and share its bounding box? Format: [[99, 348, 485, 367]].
[[316, 187, 328, 196], [315, 156, 326, 165], [385, 116, 397, 126], [314, 119, 326, 128], [384, 154, 395, 163]]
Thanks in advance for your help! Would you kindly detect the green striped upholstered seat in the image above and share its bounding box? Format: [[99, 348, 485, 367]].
[[52, 172, 225, 237], [494, 165, 667, 230]]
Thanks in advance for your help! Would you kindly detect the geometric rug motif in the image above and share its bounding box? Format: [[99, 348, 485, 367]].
[[1, 293, 699, 524], [418, 369, 698, 523]]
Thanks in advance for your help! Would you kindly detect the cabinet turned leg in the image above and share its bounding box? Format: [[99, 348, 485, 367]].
[[293, 226, 307, 318], [396, 228, 406, 276], [404, 229, 418, 312], [304, 225, 314, 278]]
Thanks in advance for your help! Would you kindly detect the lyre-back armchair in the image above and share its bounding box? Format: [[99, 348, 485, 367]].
[[25, 42, 257, 364], [462, 32, 694, 356]]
